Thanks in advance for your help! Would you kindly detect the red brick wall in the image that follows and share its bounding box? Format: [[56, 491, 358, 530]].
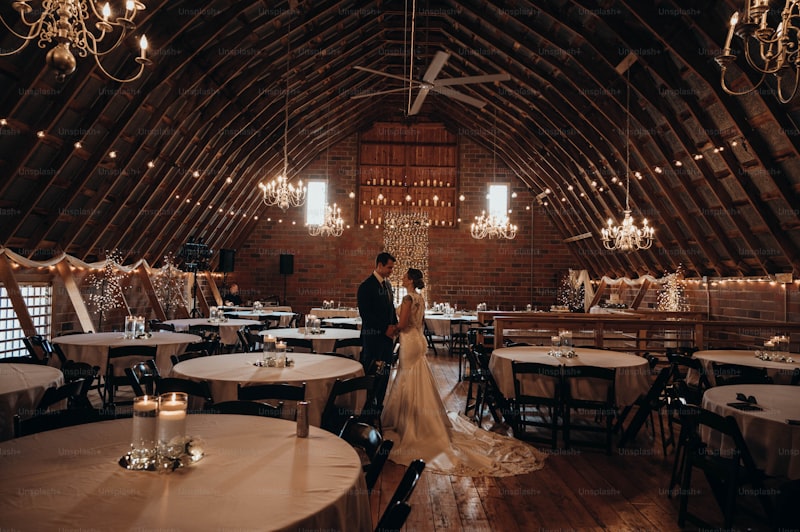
[[234, 130, 576, 315]]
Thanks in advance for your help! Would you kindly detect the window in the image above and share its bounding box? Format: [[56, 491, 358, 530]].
[[0, 284, 52, 358], [487, 183, 510, 218], [306, 180, 327, 225]]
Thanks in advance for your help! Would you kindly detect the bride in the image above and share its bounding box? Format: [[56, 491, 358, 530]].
[[381, 268, 546, 477]]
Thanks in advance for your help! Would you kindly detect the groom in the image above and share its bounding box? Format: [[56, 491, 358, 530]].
[[357, 252, 398, 375]]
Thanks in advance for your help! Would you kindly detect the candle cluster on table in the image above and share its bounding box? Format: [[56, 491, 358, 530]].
[[126, 392, 202, 472], [124, 315, 146, 339]]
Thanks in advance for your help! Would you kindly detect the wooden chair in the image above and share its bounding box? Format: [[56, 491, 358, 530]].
[[150, 322, 176, 332], [333, 337, 362, 358], [170, 350, 210, 366], [208, 400, 281, 418], [677, 406, 774, 529], [511, 361, 562, 449], [36, 379, 87, 411], [449, 319, 471, 381], [22, 335, 52, 364], [320, 375, 376, 434], [338, 416, 394, 493], [711, 362, 773, 386], [617, 366, 673, 449], [124, 359, 162, 397], [284, 338, 314, 353], [103, 345, 157, 407], [156, 378, 214, 410], [13, 408, 111, 438], [562, 365, 617, 454], [237, 382, 306, 420], [374, 459, 426, 532]]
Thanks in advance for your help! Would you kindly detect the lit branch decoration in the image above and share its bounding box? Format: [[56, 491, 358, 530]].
[[558, 269, 585, 312], [657, 265, 689, 312], [86, 248, 127, 328], [152, 253, 186, 319]]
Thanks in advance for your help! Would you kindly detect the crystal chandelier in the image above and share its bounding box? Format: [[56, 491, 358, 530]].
[[471, 211, 517, 239], [471, 109, 516, 240], [601, 68, 654, 252], [308, 203, 344, 237], [0, 0, 151, 82], [716, 3, 800, 103], [259, 26, 305, 210]]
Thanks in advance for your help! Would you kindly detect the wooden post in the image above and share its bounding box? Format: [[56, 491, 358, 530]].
[[0, 255, 37, 337], [205, 272, 223, 306], [138, 266, 166, 321], [631, 279, 651, 310], [54, 260, 96, 333]]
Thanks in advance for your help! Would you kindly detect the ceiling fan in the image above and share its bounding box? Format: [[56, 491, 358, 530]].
[[351, 50, 511, 115]]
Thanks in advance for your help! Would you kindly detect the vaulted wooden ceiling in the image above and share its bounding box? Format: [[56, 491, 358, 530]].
[[1, 0, 799, 278]]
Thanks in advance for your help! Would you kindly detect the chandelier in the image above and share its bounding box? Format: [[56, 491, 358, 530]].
[[259, 24, 305, 210], [0, 0, 151, 82], [471, 211, 517, 239], [601, 68, 654, 252], [471, 109, 516, 240], [716, 3, 800, 103], [308, 203, 344, 237]]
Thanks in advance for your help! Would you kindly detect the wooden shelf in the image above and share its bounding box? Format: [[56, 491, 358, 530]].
[[358, 123, 458, 227]]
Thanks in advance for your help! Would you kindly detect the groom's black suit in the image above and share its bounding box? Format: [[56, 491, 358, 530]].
[[357, 273, 397, 373]]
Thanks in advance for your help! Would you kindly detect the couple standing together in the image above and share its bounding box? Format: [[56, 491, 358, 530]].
[[357, 252, 546, 477]]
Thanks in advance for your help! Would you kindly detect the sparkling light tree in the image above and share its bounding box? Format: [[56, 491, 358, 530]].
[[152, 253, 187, 319], [657, 265, 689, 312], [86, 249, 127, 329], [558, 269, 585, 312]]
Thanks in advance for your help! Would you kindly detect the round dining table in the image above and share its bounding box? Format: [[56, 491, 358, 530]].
[[231, 311, 295, 327], [424, 313, 479, 337], [489, 346, 652, 406], [322, 317, 362, 329], [52, 331, 201, 373], [164, 318, 261, 345], [261, 327, 361, 354], [694, 349, 800, 386], [171, 352, 365, 426], [0, 414, 372, 531], [309, 307, 360, 319], [702, 384, 800, 479], [0, 363, 64, 441]]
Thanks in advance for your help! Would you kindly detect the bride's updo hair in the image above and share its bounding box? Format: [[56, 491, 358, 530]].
[[407, 268, 425, 290]]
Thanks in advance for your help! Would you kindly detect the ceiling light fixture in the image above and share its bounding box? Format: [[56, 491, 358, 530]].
[[716, 3, 800, 103], [0, 0, 151, 82], [260, 24, 305, 210], [600, 68, 654, 252]]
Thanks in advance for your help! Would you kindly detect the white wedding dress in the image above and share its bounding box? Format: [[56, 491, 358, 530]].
[[381, 292, 547, 477]]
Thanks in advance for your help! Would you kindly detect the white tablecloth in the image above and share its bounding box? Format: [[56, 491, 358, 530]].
[[232, 311, 295, 327], [310, 308, 360, 319], [164, 318, 262, 345], [322, 317, 362, 329], [702, 384, 800, 479], [0, 414, 372, 531], [424, 314, 478, 337], [0, 364, 64, 441], [489, 346, 651, 406], [261, 327, 361, 354], [171, 353, 365, 426], [694, 349, 800, 386], [52, 332, 201, 373]]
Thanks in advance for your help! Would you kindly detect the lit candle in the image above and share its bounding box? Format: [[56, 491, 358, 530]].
[[102, 2, 111, 21], [139, 35, 148, 60], [724, 12, 739, 54], [158, 393, 187, 447]]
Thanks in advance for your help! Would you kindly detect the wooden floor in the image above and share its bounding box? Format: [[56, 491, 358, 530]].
[[368, 349, 774, 532]]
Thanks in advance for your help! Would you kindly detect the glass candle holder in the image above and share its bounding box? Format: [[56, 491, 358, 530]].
[[275, 342, 287, 368], [124, 316, 136, 339], [131, 395, 158, 469], [158, 392, 188, 459]]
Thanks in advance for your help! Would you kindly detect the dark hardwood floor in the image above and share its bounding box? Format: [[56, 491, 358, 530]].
[[367, 348, 776, 532]]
